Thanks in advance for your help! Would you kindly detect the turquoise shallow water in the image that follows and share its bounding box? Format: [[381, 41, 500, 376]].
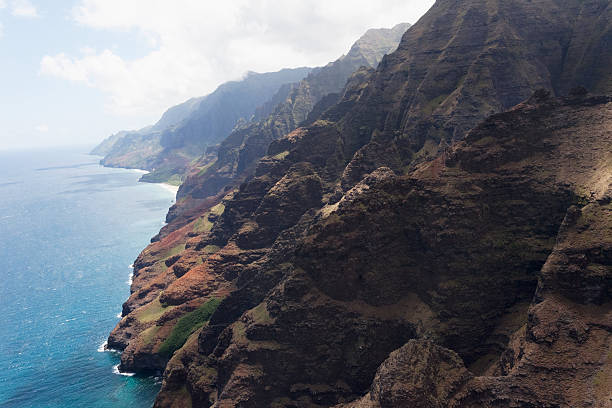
[[0, 148, 175, 407]]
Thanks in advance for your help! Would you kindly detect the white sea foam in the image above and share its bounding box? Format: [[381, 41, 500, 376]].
[[116, 312, 123, 318], [129, 264, 134, 269], [97, 340, 107, 352], [112, 364, 136, 377], [159, 183, 179, 196], [98, 340, 121, 354], [127, 271, 133, 285], [132, 169, 149, 174]]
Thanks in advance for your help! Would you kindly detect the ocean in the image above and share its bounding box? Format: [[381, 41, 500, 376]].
[[0, 148, 175, 407]]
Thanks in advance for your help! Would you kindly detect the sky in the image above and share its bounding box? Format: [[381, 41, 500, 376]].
[[0, 0, 434, 150]]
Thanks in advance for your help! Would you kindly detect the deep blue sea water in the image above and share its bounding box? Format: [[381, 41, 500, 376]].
[[0, 148, 176, 407]]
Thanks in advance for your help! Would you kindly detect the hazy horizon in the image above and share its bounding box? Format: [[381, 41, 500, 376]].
[[0, 0, 433, 150]]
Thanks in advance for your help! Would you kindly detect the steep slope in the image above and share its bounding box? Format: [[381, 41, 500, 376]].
[[153, 92, 610, 407], [340, 150, 612, 408], [106, 1, 612, 407], [105, 24, 411, 373], [94, 67, 312, 182], [328, 0, 612, 189], [91, 97, 204, 165], [164, 23, 410, 233], [90, 130, 132, 157]]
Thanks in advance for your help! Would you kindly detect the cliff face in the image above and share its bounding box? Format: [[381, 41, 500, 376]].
[[106, 23, 410, 374], [164, 23, 410, 235], [151, 93, 609, 408], [335, 95, 612, 408], [323, 0, 612, 190], [106, 1, 612, 407], [93, 67, 312, 181]]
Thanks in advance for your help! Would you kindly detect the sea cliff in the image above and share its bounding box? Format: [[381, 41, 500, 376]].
[[105, 1, 612, 406]]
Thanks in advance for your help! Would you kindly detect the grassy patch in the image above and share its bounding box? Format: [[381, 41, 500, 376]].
[[165, 174, 183, 186], [210, 203, 225, 216], [158, 298, 221, 357], [203, 245, 220, 254], [193, 216, 213, 233], [161, 244, 186, 261], [141, 325, 160, 345], [232, 321, 247, 343], [251, 303, 273, 324], [137, 296, 175, 323], [197, 160, 216, 176], [320, 202, 339, 218], [272, 151, 290, 160], [192, 203, 225, 233], [141, 169, 183, 185]]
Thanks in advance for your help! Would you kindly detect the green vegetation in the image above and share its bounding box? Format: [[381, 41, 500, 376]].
[[192, 203, 225, 233], [272, 150, 290, 160], [165, 174, 183, 186], [210, 202, 225, 216], [158, 298, 221, 357], [141, 325, 160, 345], [193, 216, 214, 233], [141, 168, 184, 185], [203, 245, 220, 254], [593, 369, 605, 387], [232, 321, 247, 343], [161, 244, 186, 261], [251, 303, 273, 324], [137, 296, 175, 323], [197, 160, 216, 176]]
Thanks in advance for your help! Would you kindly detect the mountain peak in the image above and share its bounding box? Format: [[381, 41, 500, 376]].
[[345, 22, 411, 67]]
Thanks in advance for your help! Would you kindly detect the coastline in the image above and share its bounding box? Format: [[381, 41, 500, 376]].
[[129, 168, 179, 196], [158, 183, 179, 195], [88, 155, 179, 197]]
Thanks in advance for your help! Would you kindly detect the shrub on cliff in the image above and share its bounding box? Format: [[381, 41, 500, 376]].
[[158, 297, 221, 357]]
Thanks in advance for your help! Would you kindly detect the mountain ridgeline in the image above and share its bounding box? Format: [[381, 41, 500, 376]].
[[92, 23, 410, 187], [92, 68, 312, 183], [160, 22, 411, 233], [104, 2, 611, 407]]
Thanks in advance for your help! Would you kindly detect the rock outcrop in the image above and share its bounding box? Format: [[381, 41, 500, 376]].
[[337, 97, 612, 408]]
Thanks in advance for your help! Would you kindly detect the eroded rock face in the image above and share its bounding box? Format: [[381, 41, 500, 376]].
[[149, 95, 611, 407], [338, 340, 472, 408], [339, 194, 612, 408], [328, 0, 612, 187], [106, 0, 612, 405], [168, 23, 410, 229]]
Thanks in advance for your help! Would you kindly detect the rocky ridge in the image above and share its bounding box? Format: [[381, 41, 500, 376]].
[[93, 67, 312, 183], [162, 23, 410, 236], [106, 22, 411, 377], [155, 93, 609, 407]]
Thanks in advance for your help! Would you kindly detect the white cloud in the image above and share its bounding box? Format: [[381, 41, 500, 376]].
[[0, 23, 3, 39], [11, 0, 39, 18], [40, 0, 434, 119], [0, 0, 6, 9], [35, 124, 49, 132]]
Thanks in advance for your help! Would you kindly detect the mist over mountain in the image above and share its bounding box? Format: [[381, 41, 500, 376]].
[[92, 67, 312, 182], [163, 22, 410, 232]]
